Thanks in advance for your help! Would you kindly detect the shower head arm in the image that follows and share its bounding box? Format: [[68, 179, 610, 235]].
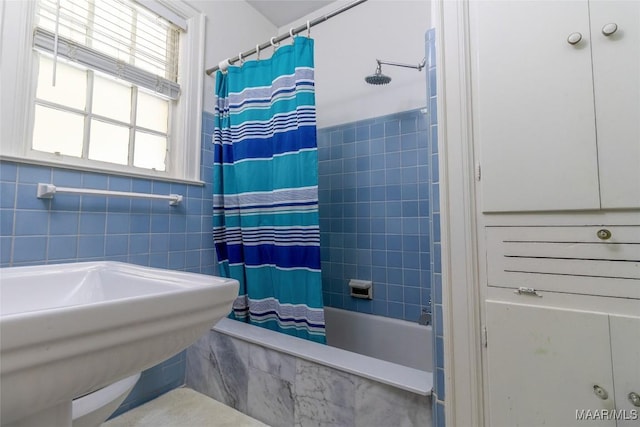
[[376, 58, 426, 72]]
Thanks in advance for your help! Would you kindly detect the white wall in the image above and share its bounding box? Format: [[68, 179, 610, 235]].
[[186, 0, 277, 113], [279, 0, 431, 128]]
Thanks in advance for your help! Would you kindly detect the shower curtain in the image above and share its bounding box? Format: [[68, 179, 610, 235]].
[[212, 36, 325, 343]]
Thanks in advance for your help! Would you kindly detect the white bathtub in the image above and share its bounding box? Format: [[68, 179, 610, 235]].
[[325, 307, 432, 372], [213, 307, 433, 395]]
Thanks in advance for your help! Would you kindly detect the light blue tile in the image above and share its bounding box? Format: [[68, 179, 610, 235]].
[[436, 402, 445, 427], [404, 303, 421, 321], [106, 213, 129, 234], [435, 304, 444, 337], [386, 201, 402, 217], [51, 194, 81, 211], [16, 184, 49, 210], [433, 244, 442, 273], [186, 233, 201, 250], [370, 123, 384, 139], [168, 252, 185, 269], [404, 283, 421, 302], [48, 236, 77, 260], [149, 253, 168, 268], [15, 210, 48, 235], [107, 197, 130, 213], [404, 268, 421, 287], [1, 182, 16, 208], [386, 218, 402, 234], [385, 169, 401, 185], [355, 298, 373, 314], [1, 236, 11, 264], [108, 176, 131, 191], [402, 184, 419, 200], [150, 215, 170, 233], [130, 215, 150, 233], [402, 235, 420, 251], [370, 138, 385, 155], [81, 195, 107, 212], [435, 369, 446, 400], [372, 300, 388, 316], [387, 251, 402, 268], [343, 127, 355, 143], [436, 336, 444, 369], [0, 162, 18, 182], [384, 136, 401, 153], [370, 154, 385, 171], [128, 253, 150, 266], [356, 125, 369, 141], [105, 235, 128, 256], [82, 172, 108, 189], [168, 234, 185, 252], [130, 234, 150, 254], [388, 302, 403, 319], [385, 120, 400, 137], [49, 211, 79, 235], [342, 143, 356, 159], [17, 164, 51, 184], [78, 235, 105, 258], [13, 236, 46, 262], [79, 213, 106, 234], [384, 185, 401, 201], [52, 169, 81, 187]]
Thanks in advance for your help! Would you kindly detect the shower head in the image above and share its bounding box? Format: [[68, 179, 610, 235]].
[[365, 63, 392, 85], [365, 58, 426, 86]]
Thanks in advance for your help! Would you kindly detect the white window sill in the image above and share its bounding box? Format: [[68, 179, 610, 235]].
[[0, 154, 205, 186]]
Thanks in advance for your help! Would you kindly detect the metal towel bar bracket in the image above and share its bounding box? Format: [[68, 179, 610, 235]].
[[36, 183, 183, 206]]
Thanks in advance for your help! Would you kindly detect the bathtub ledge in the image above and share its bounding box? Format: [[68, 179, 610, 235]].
[[213, 318, 432, 396]]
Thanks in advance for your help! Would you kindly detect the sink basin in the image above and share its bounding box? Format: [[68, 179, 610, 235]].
[[0, 261, 238, 426]]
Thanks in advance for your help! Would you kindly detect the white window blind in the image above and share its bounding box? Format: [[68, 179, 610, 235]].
[[34, 0, 181, 100]]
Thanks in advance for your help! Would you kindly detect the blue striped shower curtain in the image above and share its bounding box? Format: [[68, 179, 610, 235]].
[[212, 36, 325, 343]]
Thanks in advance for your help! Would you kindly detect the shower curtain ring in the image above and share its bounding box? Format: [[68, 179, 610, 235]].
[[289, 27, 295, 39], [238, 52, 244, 65], [256, 44, 260, 60], [306, 20, 311, 37], [270, 36, 280, 51]]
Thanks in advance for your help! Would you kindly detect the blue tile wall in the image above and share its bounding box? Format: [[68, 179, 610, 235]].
[[317, 108, 431, 322], [426, 28, 445, 427], [0, 111, 219, 414]]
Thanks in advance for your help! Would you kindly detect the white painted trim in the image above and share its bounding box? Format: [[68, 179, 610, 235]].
[[0, 0, 204, 184], [436, 1, 485, 426]]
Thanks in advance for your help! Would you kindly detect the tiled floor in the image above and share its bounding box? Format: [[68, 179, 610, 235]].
[[104, 388, 267, 427]]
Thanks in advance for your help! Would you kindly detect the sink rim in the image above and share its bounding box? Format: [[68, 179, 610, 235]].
[[0, 261, 237, 319]]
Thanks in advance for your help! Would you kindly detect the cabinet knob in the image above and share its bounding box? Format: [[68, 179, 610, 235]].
[[567, 32, 583, 45], [597, 229, 612, 240], [602, 23, 618, 36], [629, 392, 640, 408], [593, 384, 609, 400]]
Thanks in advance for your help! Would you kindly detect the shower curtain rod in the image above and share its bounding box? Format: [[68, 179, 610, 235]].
[[205, 0, 368, 75]]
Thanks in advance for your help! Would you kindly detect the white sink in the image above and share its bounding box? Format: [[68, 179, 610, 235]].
[[0, 261, 238, 426]]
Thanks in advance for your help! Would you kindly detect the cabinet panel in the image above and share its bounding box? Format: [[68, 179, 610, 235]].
[[471, 0, 600, 212], [590, 1, 640, 209], [486, 226, 640, 299], [486, 301, 615, 427], [610, 315, 640, 426]]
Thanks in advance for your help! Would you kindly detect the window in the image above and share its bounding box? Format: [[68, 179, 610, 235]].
[[0, 0, 205, 182]]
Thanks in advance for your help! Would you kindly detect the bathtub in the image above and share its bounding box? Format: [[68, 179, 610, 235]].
[[212, 306, 433, 395], [189, 307, 432, 425], [325, 306, 432, 372]]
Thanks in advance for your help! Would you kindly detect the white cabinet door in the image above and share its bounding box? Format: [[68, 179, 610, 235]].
[[610, 315, 640, 426], [485, 301, 616, 427], [590, 1, 640, 209], [471, 0, 600, 212]]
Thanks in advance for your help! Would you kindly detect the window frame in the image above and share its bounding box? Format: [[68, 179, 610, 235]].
[[0, 0, 205, 184]]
